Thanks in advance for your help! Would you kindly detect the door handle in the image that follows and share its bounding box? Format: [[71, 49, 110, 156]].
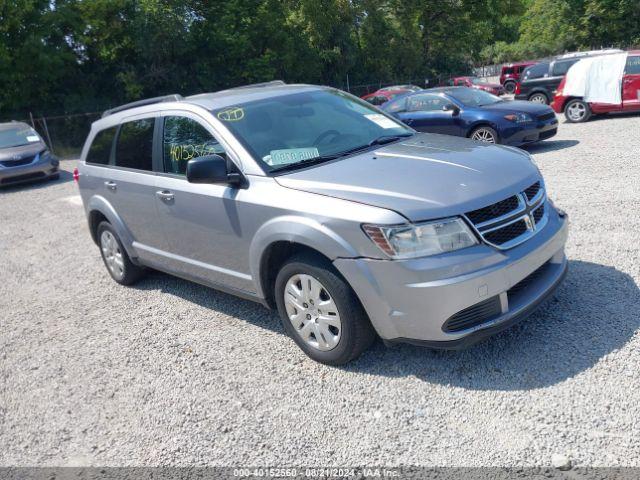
[[104, 181, 117, 191], [156, 190, 175, 202]]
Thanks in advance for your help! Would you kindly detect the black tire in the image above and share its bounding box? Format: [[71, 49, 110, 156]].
[[564, 98, 592, 123], [274, 252, 376, 365], [469, 125, 499, 144], [528, 92, 549, 105], [504, 81, 516, 94], [96, 221, 145, 285]]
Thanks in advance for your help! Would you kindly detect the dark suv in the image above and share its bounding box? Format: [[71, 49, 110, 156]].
[[515, 50, 623, 104]]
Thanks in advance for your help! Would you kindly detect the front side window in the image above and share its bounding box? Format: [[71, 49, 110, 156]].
[[445, 88, 501, 107], [163, 116, 225, 175], [86, 126, 117, 165], [406, 94, 448, 112], [0, 125, 42, 149], [625, 56, 640, 75], [212, 89, 412, 172]]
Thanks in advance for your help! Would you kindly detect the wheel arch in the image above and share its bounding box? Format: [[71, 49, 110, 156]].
[[250, 216, 360, 307], [467, 121, 500, 141], [86, 195, 137, 258]]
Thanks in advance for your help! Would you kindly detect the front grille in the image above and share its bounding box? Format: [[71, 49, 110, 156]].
[[464, 181, 547, 249], [466, 195, 520, 224], [537, 112, 556, 122], [484, 219, 528, 245], [442, 296, 502, 333], [533, 204, 545, 223], [0, 155, 35, 167], [508, 261, 551, 299], [524, 181, 541, 201]]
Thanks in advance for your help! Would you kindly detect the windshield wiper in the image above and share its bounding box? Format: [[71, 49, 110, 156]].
[[368, 133, 414, 146]]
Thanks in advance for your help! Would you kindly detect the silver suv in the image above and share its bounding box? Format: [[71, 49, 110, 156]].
[[77, 82, 568, 365]]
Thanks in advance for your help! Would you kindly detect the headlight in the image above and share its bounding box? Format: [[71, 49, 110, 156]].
[[362, 217, 478, 259], [504, 113, 533, 123]]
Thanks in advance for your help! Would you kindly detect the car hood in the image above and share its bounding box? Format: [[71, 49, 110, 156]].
[[0, 142, 46, 162], [274, 133, 541, 222], [480, 100, 553, 115]]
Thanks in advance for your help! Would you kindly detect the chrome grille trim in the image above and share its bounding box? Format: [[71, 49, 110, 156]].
[[463, 181, 548, 250]]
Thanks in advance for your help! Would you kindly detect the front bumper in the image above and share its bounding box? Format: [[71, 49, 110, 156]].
[[0, 154, 59, 186], [334, 206, 568, 347], [502, 117, 559, 146]]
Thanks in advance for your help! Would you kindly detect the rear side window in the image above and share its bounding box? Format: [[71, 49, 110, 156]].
[[551, 60, 576, 76], [502, 67, 514, 75], [626, 56, 640, 75], [86, 127, 117, 165], [115, 119, 155, 171], [162, 116, 226, 175], [523, 63, 549, 80]]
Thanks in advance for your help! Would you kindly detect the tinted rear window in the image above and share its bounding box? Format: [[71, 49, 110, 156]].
[[86, 127, 117, 165], [522, 63, 549, 80], [626, 56, 640, 75], [115, 119, 155, 171], [551, 60, 577, 76]]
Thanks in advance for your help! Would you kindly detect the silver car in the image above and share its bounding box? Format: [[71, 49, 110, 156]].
[[77, 83, 568, 365], [0, 121, 59, 186]]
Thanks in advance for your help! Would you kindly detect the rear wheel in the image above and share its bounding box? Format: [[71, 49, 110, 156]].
[[564, 99, 591, 123], [274, 253, 376, 365], [97, 221, 145, 285], [470, 126, 499, 144], [504, 81, 516, 94], [529, 92, 549, 104]]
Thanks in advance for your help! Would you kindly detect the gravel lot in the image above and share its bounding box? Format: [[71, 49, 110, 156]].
[[1, 113, 639, 468]]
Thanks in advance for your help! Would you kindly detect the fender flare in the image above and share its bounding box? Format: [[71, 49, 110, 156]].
[[87, 195, 137, 259], [249, 215, 359, 298]]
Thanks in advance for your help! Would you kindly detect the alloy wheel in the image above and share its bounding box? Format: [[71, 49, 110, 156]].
[[471, 128, 497, 143], [100, 230, 125, 280], [530, 94, 547, 104], [567, 102, 587, 122], [283, 274, 341, 351]]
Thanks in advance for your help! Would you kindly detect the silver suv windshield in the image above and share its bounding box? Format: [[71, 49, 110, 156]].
[[212, 89, 413, 172], [0, 125, 41, 149]]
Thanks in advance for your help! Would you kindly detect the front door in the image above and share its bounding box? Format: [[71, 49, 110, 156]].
[[397, 93, 463, 136], [153, 113, 254, 292], [622, 55, 640, 111]]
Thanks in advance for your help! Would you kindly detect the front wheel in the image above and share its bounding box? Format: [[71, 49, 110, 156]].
[[564, 99, 591, 123], [470, 126, 499, 144], [274, 253, 376, 365]]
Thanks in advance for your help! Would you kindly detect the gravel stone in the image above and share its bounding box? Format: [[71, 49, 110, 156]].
[[1, 113, 640, 467]]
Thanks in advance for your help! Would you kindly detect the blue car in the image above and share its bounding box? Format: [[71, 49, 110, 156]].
[[382, 87, 558, 146]]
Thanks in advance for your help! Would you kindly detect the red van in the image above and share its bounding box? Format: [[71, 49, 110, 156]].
[[500, 61, 537, 93], [552, 51, 640, 122]]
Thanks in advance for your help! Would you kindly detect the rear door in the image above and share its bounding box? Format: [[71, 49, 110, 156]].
[[396, 93, 463, 135], [95, 116, 169, 260], [622, 55, 640, 111]]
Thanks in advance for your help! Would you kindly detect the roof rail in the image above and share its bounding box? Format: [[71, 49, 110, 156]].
[[231, 80, 286, 90], [102, 94, 183, 118]]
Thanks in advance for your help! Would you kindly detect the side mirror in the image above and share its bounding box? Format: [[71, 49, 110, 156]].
[[443, 104, 460, 115], [186, 154, 242, 186]]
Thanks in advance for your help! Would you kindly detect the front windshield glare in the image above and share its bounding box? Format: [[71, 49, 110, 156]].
[[0, 126, 41, 149], [213, 89, 413, 171], [446, 88, 501, 107]]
